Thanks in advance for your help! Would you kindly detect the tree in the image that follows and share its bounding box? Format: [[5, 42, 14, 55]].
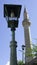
[[26, 44, 37, 57], [32, 44, 37, 57], [17, 60, 24, 65]]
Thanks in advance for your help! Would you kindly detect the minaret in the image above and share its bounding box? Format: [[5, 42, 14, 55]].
[[22, 8, 33, 63]]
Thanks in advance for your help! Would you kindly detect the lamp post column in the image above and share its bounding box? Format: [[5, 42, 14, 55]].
[[4, 4, 22, 65], [10, 28, 17, 65]]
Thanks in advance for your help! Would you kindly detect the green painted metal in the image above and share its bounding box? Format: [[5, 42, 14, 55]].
[[10, 30, 17, 65]]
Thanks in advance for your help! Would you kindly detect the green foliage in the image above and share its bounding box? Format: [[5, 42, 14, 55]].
[[17, 60, 23, 65], [25, 44, 37, 57], [32, 44, 37, 52], [32, 44, 37, 56], [24, 44, 37, 57], [25, 48, 33, 56]]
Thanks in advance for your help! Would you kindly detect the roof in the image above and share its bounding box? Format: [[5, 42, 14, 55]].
[[25, 57, 37, 65]]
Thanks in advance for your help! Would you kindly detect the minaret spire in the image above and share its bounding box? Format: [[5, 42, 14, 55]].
[[24, 7, 29, 20], [22, 7, 33, 63]]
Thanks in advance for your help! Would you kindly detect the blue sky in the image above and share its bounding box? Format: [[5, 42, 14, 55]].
[[0, 0, 37, 65]]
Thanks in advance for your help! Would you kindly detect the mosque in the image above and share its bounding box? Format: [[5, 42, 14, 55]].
[[22, 8, 37, 65]]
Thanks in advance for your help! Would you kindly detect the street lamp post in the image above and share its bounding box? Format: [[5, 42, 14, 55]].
[[4, 4, 21, 65]]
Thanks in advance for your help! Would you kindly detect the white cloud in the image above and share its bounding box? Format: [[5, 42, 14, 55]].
[[6, 61, 10, 65]]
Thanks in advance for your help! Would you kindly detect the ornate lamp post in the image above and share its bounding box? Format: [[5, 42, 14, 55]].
[[4, 4, 21, 65]]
